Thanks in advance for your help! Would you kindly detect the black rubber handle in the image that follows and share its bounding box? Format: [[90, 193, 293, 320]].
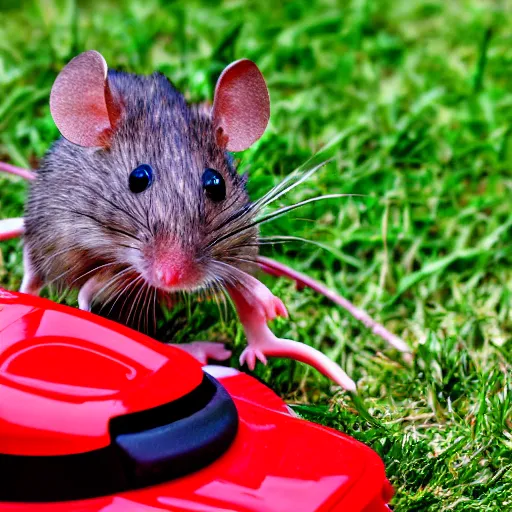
[[114, 372, 239, 487]]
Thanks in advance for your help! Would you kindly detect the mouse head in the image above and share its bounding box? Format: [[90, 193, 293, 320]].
[[48, 50, 269, 295]]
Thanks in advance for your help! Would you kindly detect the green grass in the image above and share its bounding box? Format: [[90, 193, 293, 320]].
[[1, 0, 511, 509]]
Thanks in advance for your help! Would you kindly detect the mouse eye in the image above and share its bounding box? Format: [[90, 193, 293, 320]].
[[202, 168, 226, 202], [129, 164, 153, 194]]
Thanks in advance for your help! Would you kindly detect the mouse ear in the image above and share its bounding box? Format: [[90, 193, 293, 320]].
[[212, 59, 270, 152], [50, 50, 121, 147]]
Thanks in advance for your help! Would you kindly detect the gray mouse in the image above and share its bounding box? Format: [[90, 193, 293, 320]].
[[15, 50, 357, 389], [0, 51, 410, 391], [23, 51, 262, 338]]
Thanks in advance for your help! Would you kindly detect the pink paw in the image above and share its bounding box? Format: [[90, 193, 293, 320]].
[[239, 346, 268, 371], [255, 284, 288, 321], [266, 295, 288, 320], [173, 342, 232, 365]]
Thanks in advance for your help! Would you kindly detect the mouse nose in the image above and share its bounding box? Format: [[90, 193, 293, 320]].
[[152, 244, 199, 290], [155, 265, 185, 288]]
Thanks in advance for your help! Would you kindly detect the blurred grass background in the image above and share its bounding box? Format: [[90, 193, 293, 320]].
[[0, 0, 511, 509]]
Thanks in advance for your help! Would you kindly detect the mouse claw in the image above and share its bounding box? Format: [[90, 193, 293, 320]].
[[249, 280, 288, 321], [240, 346, 268, 370], [271, 296, 288, 320], [261, 291, 288, 321]]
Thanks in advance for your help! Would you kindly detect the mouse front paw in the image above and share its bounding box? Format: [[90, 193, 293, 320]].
[[239, 346, 268, 370], [250, 280, 288, 321], [264, 294, 288, 321], [169, 341, 232, 365]]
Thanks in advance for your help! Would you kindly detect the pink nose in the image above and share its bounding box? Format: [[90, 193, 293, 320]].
[[154, 248, 194, 288], [155, 266, 184, 287]]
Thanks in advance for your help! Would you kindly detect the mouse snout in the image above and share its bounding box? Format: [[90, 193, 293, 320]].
[[147, 241, 203, 292], [154, 253, 191, 287]]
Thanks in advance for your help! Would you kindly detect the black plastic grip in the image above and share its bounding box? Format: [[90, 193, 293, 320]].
[[114, 373, 238, 488]]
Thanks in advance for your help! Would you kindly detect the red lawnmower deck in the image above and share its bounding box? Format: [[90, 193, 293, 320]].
[[0, 289, 393, 511]]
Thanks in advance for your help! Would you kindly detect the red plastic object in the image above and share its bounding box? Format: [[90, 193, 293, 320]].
[[0, 288, 393, 511], [0, 288, 203, 456]]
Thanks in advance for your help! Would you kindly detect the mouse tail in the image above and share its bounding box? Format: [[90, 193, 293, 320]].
[[0, 161, 36, 181], [257, 256, 410, 353], [0, 218, 24, 241], [261, 336, 357, 391], [0, 163, 32, 241]]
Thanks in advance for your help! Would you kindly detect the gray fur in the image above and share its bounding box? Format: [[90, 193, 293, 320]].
[[24, 69, 258, 329]]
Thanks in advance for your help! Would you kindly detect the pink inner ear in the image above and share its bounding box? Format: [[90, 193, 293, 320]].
[[50, 51, 115, 147], [212, 59, 270, 152]]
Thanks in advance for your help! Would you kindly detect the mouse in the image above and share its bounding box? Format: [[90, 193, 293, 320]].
[[0, 51, 410, 392]]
